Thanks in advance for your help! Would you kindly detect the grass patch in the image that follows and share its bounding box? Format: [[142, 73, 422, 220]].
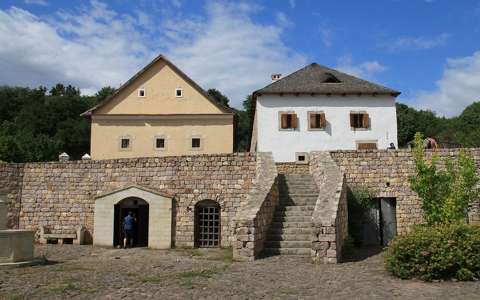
[[139, 266, 227, 285], [139, 275, 164, 283], [175, 248, 205, 257]]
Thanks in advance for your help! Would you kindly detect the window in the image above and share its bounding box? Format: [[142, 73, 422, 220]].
[[192, 137, 201, 149], [357, 141, 377, 150], [308, 112, 326, 130], [154, 136, 166, 150], [138, 88, 145, 97], [175, 88, 183, 98], [350, 112, 370, 129], [279, 112, 298, 130], [120, 137, 131, 150], [296, 152, 309, 164]]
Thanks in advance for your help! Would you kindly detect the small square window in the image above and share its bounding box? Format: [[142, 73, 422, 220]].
[[192, 138, 201, 149], [175, 88, 183, 97], [156, 138, 165, 149], [121, 138, 130, 149], [138, 88, 145, 97]]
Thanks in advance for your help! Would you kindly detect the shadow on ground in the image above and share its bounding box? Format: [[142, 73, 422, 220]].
[[342, 246, 383, 262]]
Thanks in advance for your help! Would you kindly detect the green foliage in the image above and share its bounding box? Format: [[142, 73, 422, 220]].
[[0, 85, 112, 162], [385, 223, 480, 281], [207, 88, 230, 107], [347, 186, 377, 246], [396, 101, 480, 147], [409, 132, 480, 225]]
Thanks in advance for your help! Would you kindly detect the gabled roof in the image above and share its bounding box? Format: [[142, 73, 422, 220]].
[[81, 54, 234, 117], [254, 63, 400, 96]]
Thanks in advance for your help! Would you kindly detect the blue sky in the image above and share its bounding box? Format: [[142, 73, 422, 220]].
[[0, 0, 479, 116]]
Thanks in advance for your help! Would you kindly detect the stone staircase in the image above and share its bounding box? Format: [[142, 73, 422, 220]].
[[263, 174, 318, 256]]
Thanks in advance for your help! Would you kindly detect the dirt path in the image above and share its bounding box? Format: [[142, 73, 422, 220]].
[[0, 245, 478, 299]]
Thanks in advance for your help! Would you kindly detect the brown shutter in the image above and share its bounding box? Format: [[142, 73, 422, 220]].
[[291, 114, 298, 129], [320, 113, 326, 128], [309, 113, 316, 129], [281, 114, 287, 129], [363, 113, 370, 128], [350, 113, 355, 127]]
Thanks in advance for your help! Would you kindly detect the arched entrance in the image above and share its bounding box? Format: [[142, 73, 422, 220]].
[[93, 185, 173, 249], [113, 197, 149, 247], [195, 200, 220, 247]]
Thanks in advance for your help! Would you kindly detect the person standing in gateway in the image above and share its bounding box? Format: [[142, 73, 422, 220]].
[[123, 211, 135, 249]]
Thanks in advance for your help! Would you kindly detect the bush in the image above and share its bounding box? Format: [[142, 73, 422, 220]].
[[385, 223, 480, 281], [347, 186, 377, 246]]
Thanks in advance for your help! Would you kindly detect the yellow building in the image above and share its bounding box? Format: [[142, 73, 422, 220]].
[[82, 55, 235, 160]]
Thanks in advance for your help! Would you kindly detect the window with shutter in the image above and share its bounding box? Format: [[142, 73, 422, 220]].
[[279, 112, 297, 130], [350, 112, 370, 129], [308, 112, 326, 130]]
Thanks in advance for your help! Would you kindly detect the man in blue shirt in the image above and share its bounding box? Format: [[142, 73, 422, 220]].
[[123, 211, 135, 249]]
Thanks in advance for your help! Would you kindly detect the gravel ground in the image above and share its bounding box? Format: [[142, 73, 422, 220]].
[[0, 245, 479, 300]]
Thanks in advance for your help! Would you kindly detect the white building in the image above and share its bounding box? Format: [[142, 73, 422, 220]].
[[250, 63, 400, 162]]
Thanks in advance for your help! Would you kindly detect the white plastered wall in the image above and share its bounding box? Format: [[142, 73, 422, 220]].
[[256, 94, 398, 162], [93, 186, 172, 249]]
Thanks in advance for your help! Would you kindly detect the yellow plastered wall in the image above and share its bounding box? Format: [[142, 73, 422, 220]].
[[90, 117, 234, 160], [95, 60, 223, 115]]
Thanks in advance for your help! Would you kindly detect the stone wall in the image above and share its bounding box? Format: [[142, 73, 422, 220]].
[[276, 163, 309, 174], [1, 153, 257, 247], [233, 153, 279, 261], [0, 163, 24, 229], [309, 152, 348, 263], [330, 149, 480, 233]]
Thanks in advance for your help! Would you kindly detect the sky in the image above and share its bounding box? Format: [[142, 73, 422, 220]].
[[0, 0, 479, 116]]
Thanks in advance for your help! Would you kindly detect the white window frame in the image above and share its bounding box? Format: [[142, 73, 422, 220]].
[[190, 135, 203, 151], [175, 87, 183, 98], [154, 135, 167, 151], [119, 136, 132, 151], [138, 87, 146, 98]]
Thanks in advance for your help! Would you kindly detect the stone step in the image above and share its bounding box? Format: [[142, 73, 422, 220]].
[[282, 205, 315, 212], [274, 210, 313, 217], [272, 216, 311, 223], [270, 221, 311, 228], [268, 227, 311, 235], [263, 247, 311, 256], [266, 233, 311, 241], [265, 240, 311, 248], [281, 200, 318, 206]]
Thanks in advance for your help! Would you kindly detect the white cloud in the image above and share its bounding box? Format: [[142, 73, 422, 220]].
[[413, 51, 480, 117], [162, 1, 307, 105], [0, 2, 154, 95], [24, 0, 48, 6], [289, 0, 296, 9], [336, 55, 387, 80], [319, 27, 333, 48], [0, 1, 306, 106], [383, 33, 449, 51]]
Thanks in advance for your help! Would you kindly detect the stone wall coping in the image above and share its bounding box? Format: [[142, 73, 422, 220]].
[[95, 184, 174, 199]]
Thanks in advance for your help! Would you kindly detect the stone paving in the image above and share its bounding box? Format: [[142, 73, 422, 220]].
[[0, 245, 479, 299]]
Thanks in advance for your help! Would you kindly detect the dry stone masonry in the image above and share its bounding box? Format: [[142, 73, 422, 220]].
[[1, 149, 479, 264], [330, 149, 480, 233], [1, 153, 257, 247]]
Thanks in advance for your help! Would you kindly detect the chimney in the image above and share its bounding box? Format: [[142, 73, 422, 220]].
[[271, 74, 282, 82]]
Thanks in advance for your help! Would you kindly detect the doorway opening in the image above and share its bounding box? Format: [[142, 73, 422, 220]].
[[113, 197, 149, 247], [363, 197, 397, 246], [195, 200, 220, 248]]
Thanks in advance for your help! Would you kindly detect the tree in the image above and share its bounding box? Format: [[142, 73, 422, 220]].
[[207, 88, 230, 107], [409, 132, 479, 225]]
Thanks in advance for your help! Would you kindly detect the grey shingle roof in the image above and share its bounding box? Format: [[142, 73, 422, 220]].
[[254, 63, 400, 96]]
